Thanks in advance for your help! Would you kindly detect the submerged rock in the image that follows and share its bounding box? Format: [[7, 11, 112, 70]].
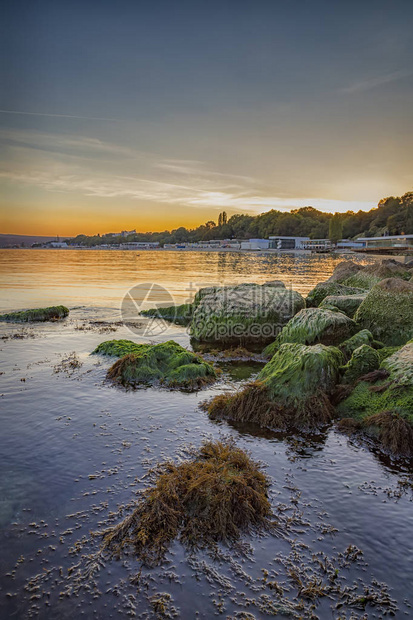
[[190, 283, 305, 345], [93, 339, 217, 390], [343, 260, 411, 290], [354, 278, 413, 345], [0, 305, 69, 322], [336, 341, 413, 456], [341, 344, 381, 384], [306, 282, 365, 307], [101, 441, 272, 565], [141, 303, 193, 326], [205, 343, 343, 430], [320, 294, 367, 318], [263, 307, 356, 358]]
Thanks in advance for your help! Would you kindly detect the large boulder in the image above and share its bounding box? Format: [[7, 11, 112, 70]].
[[343, 260, 411, 290], [263, 307, 357, 358], [305, 282, 365, 308], [327, 261, 362, 283], [190, 283, 305, 344], [354, 278, 413, 345], [93, 339, 218, 390], [336, 341, 413, 456], [205, 343, 343, 430], [320, 294, 367, 318]]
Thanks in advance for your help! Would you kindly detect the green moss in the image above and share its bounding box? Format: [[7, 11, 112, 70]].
[[140, 303, 194, 326], [343, 262, 411, 290], [101, 441, 272, 565], [206, 343, 343, 430], [354, 278, 413, 345], [341, 345, 380, 384], [320, 294, 366, 318], [338, 329, 375, 360], [376, 346, 400, 363], [94, 339, 218, 390], [336, 342, 413, 455], [263, 308, 356, 358], [0, 305, 69, 322], [306, 282, 365, 307]]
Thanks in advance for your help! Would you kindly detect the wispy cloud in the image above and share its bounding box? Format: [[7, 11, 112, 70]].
[[341, 69, 413, 94], [0, 109, 120, 122], [0, 127, 376, 215]]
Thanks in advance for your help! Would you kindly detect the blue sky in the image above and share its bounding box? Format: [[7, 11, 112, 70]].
[[1, 0, 412, 234]]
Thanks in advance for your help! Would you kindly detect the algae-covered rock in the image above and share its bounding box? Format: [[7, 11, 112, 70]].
[[320, 294, 367, 317], [327, 261, 362, 283], [341, 345, 380, 384], [343, 261, 411, 290], [0, 305, 69, 322], [140, 303, 193, 326], [206, 343, 343, 430], [354, 278, 413, 345], [336, 341, 413, 456], [263, 307, 356, 358], [338, 329, 375, 360], [93, 339, 217, 390], [190, 283, 305, 345], [305, 282, 365, 308], [102, 441, 272, 565]]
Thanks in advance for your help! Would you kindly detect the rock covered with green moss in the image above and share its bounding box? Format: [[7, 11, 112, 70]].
[[320, 294, 367, 317], [140, 303, 193, 326], [336, 341, 413, 456], [343, 260, 411, 290], [354, 278, 413, 345], [0, 305, 69, 322], [341, 345, 380, 384], [338, 329, 376, 360], [206, 343, 343, 430], [190, 282, 305, 345], [327, 260, 362, 284], [263, 307, 356, 358], [306, 282, 365, 307], [93, 339, 217, 390]]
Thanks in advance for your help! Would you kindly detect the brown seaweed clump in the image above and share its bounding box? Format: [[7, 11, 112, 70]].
[[362, 411, 413, 457], [101, 441, 273, 565]]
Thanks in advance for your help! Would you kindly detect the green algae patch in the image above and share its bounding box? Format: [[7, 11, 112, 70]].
[[101, 441, 273, 565], [0, 305, 69, 323], [205, 343, 343, 431], [94, 339, 218, 390], [341, 345, 380, 384], [320, 294, 366, 318], [343, 261, 411, 290], [354, 278, 413, 345], [263, 308, 356, 358], [338, 329, 376, 360], [190, 283, 305, 345], [306, 282, 364, 308], [140, 303, 194, 326], [336, 341, 413, 456]]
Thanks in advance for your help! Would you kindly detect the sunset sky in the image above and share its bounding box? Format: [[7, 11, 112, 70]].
[[1, 0, 412, 236]]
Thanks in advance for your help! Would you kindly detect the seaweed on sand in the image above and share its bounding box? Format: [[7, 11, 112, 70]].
[[0, 305, 69, 322], [100, 441, 273, 565]]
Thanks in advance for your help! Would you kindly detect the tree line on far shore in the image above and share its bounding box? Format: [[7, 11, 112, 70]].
[[66, 191, 413, 247]]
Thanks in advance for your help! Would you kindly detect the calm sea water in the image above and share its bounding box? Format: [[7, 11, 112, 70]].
[[1, 249, 412, 619]]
